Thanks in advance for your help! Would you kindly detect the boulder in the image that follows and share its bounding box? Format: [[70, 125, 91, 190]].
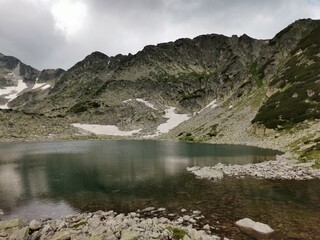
[[29, 220, 42, 231], [235, 218, 274, 239], [191, 168, 224, 180]]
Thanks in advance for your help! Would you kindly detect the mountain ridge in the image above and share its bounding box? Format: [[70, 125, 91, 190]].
[[0, 18, 319, 164]]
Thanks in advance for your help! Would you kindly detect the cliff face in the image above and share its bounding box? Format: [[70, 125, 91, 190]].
[[1, 19, 319, 145]]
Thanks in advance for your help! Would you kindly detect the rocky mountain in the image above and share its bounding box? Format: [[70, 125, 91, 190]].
[[0, 53, 65, 109], [0, 18, 319, 161]]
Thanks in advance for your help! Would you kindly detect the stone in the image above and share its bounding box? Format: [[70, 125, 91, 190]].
[[29, 220, 42, 231], [88, 216, 101, 228], [181, 209, 187, 213], [120, 230, 139, 240], [41, 224, 52, 235], [9, 227, 29, 240], [235, 218, 274, 239], [104, 232, 118, 240], [203, 224, 210, 230], [190, 168, 224, 180], [183, 235, 192, 240], [30, 231, 41, 240], [189, 218, 196, 224], [91, 225, 106, 236], [142, 207, 155, 212], [0, 210, 4, 216], [150, 232, 160, 239], [157, 208, 166, 212], [192, 211, 201, 215], [88, 236, 104, 240], [51, 231, 71, 240], [183, 215, 190, 221], [188, 229, 202, 240], [0, 219, 25, 230]]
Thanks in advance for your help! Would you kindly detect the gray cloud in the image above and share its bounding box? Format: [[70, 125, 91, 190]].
[[0, 0, 319, 70]]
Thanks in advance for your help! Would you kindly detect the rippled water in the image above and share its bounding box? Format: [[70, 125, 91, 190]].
[[0, 140, 319, 239]]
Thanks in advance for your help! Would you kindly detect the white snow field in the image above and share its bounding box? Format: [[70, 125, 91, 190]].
[[71, 123, 142, 136]]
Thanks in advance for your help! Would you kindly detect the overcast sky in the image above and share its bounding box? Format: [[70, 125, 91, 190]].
[[0, 0, 319, 70]]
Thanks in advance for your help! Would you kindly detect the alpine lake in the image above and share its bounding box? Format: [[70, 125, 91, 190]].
[[0, 140, 319, 239]]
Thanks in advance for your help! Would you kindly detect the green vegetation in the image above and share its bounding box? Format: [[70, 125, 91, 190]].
[[178, 132, 207, 143], [253, 26, 320, 129], [313, 160, 320, 169], [207, 124, 219, 137], [301, 143, 320, 160], [179, 132, 195, 142], [167, 226, 187, 240], [249, 61, 263, 87]]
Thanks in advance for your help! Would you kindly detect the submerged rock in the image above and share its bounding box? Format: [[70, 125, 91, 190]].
[[235, 218, 274, 239]]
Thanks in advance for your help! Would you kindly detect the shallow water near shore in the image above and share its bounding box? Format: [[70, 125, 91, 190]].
[[0, 140, 319, 239]]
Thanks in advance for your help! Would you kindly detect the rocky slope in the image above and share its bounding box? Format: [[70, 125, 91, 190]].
[[0, 19, 319, 163], [0, 53, 65, 109]]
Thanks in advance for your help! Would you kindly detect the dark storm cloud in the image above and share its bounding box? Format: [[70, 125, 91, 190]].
[[0, 0, 319, 70]]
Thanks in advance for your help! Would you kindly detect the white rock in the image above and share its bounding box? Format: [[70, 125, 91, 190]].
[[157, 208, 166, 212], [183, 215, 190, 221], [203, 224, 210, 230], [191, 168, 224, 180], [236, 218, 274, 239], [143, 207, 155, 212]]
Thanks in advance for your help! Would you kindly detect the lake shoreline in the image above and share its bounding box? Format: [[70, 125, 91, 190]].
[[0, 208, 225, 240], [187, 152, 320, 181]]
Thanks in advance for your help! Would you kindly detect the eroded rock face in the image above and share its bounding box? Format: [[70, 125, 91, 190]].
[[235, 218, 275, 239]]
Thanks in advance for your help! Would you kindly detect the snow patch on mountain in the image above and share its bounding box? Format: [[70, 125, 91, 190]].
[[195, 99, 218, 115], [145, 107, 190, 138], [71, 123, 141, 136], [32, 83, 51, 90], [123, 98, 157, 110], [0, 79, 28, 109]]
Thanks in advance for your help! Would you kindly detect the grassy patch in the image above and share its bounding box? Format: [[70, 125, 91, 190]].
[[249, 61, 264, 88], [167, 226, 187, 240], [313, 160, 320, 169]]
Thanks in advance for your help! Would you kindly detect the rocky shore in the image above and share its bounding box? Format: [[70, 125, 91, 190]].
[[0, 208, 227, 240], [187, 153, 320, 181]]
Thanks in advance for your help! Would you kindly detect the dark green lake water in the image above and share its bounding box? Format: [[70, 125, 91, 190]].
[[0, 140, 319, 239]]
